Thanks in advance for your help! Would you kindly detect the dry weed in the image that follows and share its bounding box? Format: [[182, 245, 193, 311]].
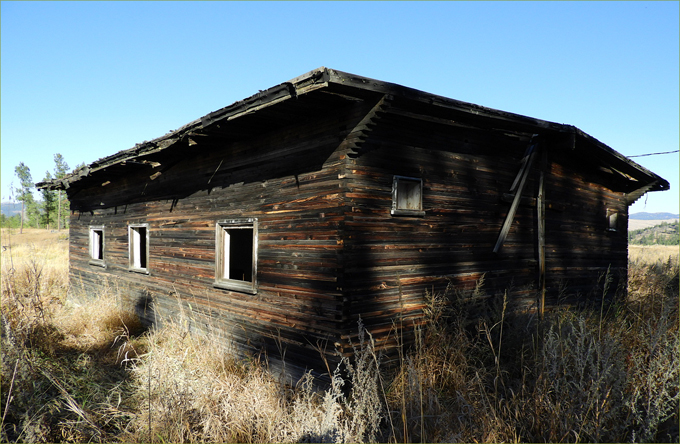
[[2, 229, 678, 443], [381, 261, 679, 443], [629, 244, 679, 265], [529, 313, 628, 442], [1, 236, 142, 443], [124, 316, 292, 443]]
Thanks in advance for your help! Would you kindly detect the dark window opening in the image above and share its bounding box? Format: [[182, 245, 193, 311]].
[[607, 210, 619, 232], [129, 224, 149, 273], [214, 219, 258, 294], [227, 228, 253, 282], [89, 226, 105, 267]]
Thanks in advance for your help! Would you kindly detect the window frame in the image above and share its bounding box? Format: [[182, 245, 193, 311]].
[[128, 223, 150, 274], [606, 209, 619, 232], [391, 175, 425, 217], [213, 218, 258, 294], [88, 225, 106, 268]]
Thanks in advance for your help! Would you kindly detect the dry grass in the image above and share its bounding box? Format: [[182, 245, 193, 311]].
[[0, 231, 385, 443], [123, 318, 288, 443], [1, 230, 144, 442], [379, 259, 679, 443], [121, 314, 386, 443], [1, 227, 68, 248], [629, 244, 678, 265], [2, 232, 678, 443], [1, 229, 69, 352]]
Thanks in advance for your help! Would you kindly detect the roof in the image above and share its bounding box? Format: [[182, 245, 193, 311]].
[[37, 67, 669, 203]]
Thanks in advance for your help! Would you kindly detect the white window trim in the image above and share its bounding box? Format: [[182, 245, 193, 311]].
[[214, 218, 258, 294], [88, 225, 106, 268], [606, 209, 619, 232], [128, 223, 150, 274], [391, 175, 425, 217]]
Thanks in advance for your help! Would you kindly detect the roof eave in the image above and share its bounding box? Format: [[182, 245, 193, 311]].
[[37, 68, 332, 191], [36, 67, 669, 200]]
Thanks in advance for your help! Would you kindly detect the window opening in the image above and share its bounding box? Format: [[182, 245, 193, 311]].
[[89, 226, 106, 267], [215, 219, 257, 293], [129, 224, 149, 273], [607, 209, 619, 232], [391, 176, 425, 216]]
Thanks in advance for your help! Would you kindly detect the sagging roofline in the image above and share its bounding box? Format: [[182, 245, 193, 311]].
[[37, 67, 669, 197]]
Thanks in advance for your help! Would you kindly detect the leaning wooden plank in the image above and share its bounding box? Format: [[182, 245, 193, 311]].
[[493, 141, 539, 253], [510, 142, 536, 192]]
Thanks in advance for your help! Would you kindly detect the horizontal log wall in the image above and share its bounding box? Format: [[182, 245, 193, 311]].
[[66, 92, 631, 377], [542, 157, 629, 303], [67, 102, 374, 382], [342, 109, 629, 356]]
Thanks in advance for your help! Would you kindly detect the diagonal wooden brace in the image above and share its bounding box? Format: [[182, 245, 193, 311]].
[[493, 135, 540, 253]]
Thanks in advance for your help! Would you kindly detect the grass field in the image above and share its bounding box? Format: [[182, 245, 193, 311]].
[[629, 244, 679, 264], [2, 229, 678, 443], [1, 229, 69, 273], [1, 227, 68, 246], [629, 219, 680, 231]]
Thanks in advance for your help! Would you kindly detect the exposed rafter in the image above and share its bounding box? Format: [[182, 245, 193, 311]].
[[346, 94, 393, 158]]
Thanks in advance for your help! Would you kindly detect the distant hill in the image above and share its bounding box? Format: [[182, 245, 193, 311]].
[[630, 212, 679, 220], [1, 202, 22, 217], [629, 220, 679, 245]]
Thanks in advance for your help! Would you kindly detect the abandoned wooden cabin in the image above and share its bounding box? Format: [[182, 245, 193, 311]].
[[38, 67, 669, 381]]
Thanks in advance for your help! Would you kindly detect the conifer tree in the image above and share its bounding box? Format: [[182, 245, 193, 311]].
[[14, 162, 35, 233], [41, 171, 57, 229], [53, 153, 70, 229]]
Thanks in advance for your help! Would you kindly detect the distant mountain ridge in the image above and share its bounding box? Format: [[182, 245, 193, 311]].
[[629, 212, 679, 220], [1, 202, 22, 217]]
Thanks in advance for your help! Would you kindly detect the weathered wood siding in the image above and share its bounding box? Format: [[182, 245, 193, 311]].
[[340, 102, 629, 355], [542, 155, 629, 302], [65, 88, 632, 379], [67, 102, 375, 381], [341, 110, 533, 352]]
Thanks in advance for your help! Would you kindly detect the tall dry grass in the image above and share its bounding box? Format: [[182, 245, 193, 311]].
[[120, 314, 386, 443], [1, 229, 143, 442], [2, 230, 678, 442], [384, 259, 678, 443], [629, 244, 678, 265]]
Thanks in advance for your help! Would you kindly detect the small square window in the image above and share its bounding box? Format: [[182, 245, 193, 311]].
[[391, 176, 425, 216], [214, 218, 258, 294], [607, 209, 619, 232], [89, 225, 106, 267], [129, 224, 150, 274]]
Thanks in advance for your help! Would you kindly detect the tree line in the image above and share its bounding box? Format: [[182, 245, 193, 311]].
[[628, 220, 679, 246], [3, 154, 81, 232]]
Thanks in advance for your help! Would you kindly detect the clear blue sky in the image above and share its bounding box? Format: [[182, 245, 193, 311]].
[[2, 1, 678, 214]]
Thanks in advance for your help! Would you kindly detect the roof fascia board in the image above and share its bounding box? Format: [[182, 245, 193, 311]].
[[37, 137, 181, 190], [202, 67, 330, 127], [625, 180, 662, 205], [573, 127, 669, 192]]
